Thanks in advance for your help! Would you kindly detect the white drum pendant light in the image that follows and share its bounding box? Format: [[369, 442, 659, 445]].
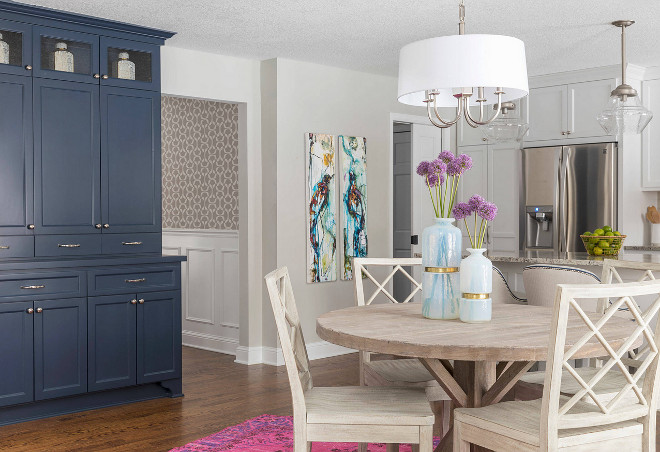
[[597, 20, 652, 135], [397, 1, 529, 130]]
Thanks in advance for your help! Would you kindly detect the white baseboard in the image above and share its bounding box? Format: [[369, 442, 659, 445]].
[[182, 330, 238, 355], [234, 341, 355, 366]]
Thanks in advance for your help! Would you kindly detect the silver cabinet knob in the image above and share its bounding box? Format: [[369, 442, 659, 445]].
[[95, 224, 102, 229], [566, 130, 572, 135], [138, 298, 145, 304], [102, 74, 109, 80], [27, 224, 35, 230], [93, 74, 100, 79], [36, 307, 43, 313], [27, 308, 34, 314], [130, 299, 137, 305], [482, 138, 487, 141], [25, 65, 32, 70], [103, 224, 110, 229]]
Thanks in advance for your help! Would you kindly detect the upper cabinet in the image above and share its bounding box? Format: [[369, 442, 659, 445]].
[[33, 27, 98, 84], [0, 19, 31, 76], [101, 37, 159, 91], [526, 79, 616, 142], [642, 78, 660, 190]]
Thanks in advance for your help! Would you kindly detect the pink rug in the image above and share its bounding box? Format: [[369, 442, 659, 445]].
[[170, 414, 441, 451]]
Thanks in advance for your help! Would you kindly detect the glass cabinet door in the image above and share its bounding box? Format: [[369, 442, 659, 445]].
[[33, 26, 99, 84], [100, 37, 159, 91], [0, 19, 32, 76]]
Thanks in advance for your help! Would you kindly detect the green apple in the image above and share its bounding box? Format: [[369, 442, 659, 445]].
[[594, 228, 605, 236], [597, 240, 610, 249], [603, 225, 613, 232], [593, 246, 603, 255], [583, 231, 592, 236]]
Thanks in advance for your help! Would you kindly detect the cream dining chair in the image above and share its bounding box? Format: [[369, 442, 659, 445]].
[[517, 259, 660, 404], [265, 267, 434, 452], [454, 279, 660, 452]]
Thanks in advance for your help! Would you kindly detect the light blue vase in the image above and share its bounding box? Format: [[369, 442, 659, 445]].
[[422, 218, 462, 319], [459, 248, 493, 323]]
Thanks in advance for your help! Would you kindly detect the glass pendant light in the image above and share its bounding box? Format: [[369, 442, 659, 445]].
[[597, 20, 652, 135], [482, 102, 529, 143]]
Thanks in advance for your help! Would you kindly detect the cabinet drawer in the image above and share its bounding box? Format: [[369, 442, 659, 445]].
[[35, 235, 102, 257], [102, 233, 161, 255], [88, 265, 179, 295], [0, 272, 85, 299], [0, 236, 34, 258]]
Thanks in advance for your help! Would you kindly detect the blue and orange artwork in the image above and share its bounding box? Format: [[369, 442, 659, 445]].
[[340, 136, 367, 280], [306, 133, 337, 283]]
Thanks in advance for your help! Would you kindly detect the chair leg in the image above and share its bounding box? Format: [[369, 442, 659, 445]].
[[358, 443, 368, 452], [386, 444, 399, 452], [419, 425, 433, 452], [294, 420, 307, 452], [307, 442, 312, 452], [453, 420, 470, 452]]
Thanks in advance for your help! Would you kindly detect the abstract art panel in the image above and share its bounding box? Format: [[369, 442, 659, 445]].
[[306, 133, 337, 283], [340, 135, 367, 280]]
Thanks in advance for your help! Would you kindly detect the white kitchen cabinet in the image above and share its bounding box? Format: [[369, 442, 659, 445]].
[[487, 144, 521, 253], [456, 143, 520, 253], [642, 78, 660, 189], [526, 79, 616, 143]]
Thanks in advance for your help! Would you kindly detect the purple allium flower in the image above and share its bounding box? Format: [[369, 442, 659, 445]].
[[430, 158, 447, 175], [457, 153, 473, 172], [416, 160, 430, 176], [437, 150, 454, 164], [468, 194, 485, 211], [452, 202, 473, 220], [438, 172, 446, 186], [425, 172, 439, 187], [477, 201, 498, 221], [446, 159, 462, 176]]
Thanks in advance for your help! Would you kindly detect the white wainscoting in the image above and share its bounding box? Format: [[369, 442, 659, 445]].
[[163, 229, 239, 356]]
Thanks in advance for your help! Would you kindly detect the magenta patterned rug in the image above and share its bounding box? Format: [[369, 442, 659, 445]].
[[169, 414, 441, 451]]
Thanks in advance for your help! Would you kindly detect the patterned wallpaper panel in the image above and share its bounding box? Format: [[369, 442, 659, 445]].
[[161, 96, 239, 230]]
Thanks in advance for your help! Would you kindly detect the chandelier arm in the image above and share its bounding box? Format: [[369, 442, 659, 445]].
[[465, 92, 504, 126], [426, 100, 452, 128], [428, 96, 463, 127], [463, 97, 480, 128]]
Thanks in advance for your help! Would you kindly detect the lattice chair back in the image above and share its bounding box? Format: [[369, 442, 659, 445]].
[[353, 258, 422, 306], [540, 280, 660, 448], [265, 267, 313, 417], [599, 260, 660, 369]]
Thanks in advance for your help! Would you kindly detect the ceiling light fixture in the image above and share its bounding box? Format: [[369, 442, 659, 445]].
[[482, 102, 529, 143], [597, 20, 652, 135], [397, 0, 529, 130]]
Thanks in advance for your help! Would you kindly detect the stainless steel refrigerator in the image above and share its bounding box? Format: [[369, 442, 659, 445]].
[[521, 143, 618, 252]]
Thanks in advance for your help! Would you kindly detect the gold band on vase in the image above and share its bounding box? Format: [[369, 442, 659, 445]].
[[424, 266, 460, 274], [462, 292, 490, 300]]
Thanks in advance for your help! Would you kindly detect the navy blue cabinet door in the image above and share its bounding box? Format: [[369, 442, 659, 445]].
[[88, 294, 136, 391], [137, 290, 181, 384], [100, 36, 160, 92], [0, 73, 33, 234], [0, 301, 34, 407], [0, 19, 33, 77], [34, 78, 101, 234], [101, 87, 160, 233], [34, 297, 87, 400], [32, 26, 100, 84]]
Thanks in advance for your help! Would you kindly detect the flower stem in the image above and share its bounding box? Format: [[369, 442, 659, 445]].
[[426, 176, 439, 217], [478, 219, 488, 248], [448, 175, 461, 214], [464, 218, 475, 248]]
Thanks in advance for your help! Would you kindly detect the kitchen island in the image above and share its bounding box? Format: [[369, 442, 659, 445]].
[[486, 249, 660, 293]]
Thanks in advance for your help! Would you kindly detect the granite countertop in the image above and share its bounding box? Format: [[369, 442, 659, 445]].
[[624, 246, 660, 252], [485, 249, 660, 266]]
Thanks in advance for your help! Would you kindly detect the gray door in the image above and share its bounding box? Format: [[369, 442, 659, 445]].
[[392, 123, 412, 301]]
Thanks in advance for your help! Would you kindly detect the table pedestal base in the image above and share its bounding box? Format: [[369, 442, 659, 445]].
[[419, 359, 534, 452]]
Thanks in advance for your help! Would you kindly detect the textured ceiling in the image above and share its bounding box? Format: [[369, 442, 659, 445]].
[[13, 0, 660, 77]]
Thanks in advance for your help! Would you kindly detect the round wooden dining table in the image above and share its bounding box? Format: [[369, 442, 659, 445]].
[[316, 302, 640, 452]]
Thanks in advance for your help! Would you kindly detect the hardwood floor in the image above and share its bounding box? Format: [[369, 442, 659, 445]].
[[1, 347, 658, 451], [0, 347, 360, 451]]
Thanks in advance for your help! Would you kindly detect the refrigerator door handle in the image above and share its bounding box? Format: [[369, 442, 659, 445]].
[[559, 148, 570, 253]]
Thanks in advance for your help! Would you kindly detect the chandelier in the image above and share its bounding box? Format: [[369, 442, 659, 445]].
[[397, 1, 529, 130], [597, 20, 652, 135]]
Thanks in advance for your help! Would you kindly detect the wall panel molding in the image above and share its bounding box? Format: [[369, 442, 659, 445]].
[[163, 229, 239, 355]]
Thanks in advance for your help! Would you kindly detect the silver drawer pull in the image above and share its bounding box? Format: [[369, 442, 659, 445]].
[[58, 243, 81, 248], [122, 241, 143, 246], [0, 245, 9, 249], [21, 285, 45, 290], [125, 278, 146, 283]]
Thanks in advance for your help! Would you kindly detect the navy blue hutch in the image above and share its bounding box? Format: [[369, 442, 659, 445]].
[[0, 1, 185, 425]]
